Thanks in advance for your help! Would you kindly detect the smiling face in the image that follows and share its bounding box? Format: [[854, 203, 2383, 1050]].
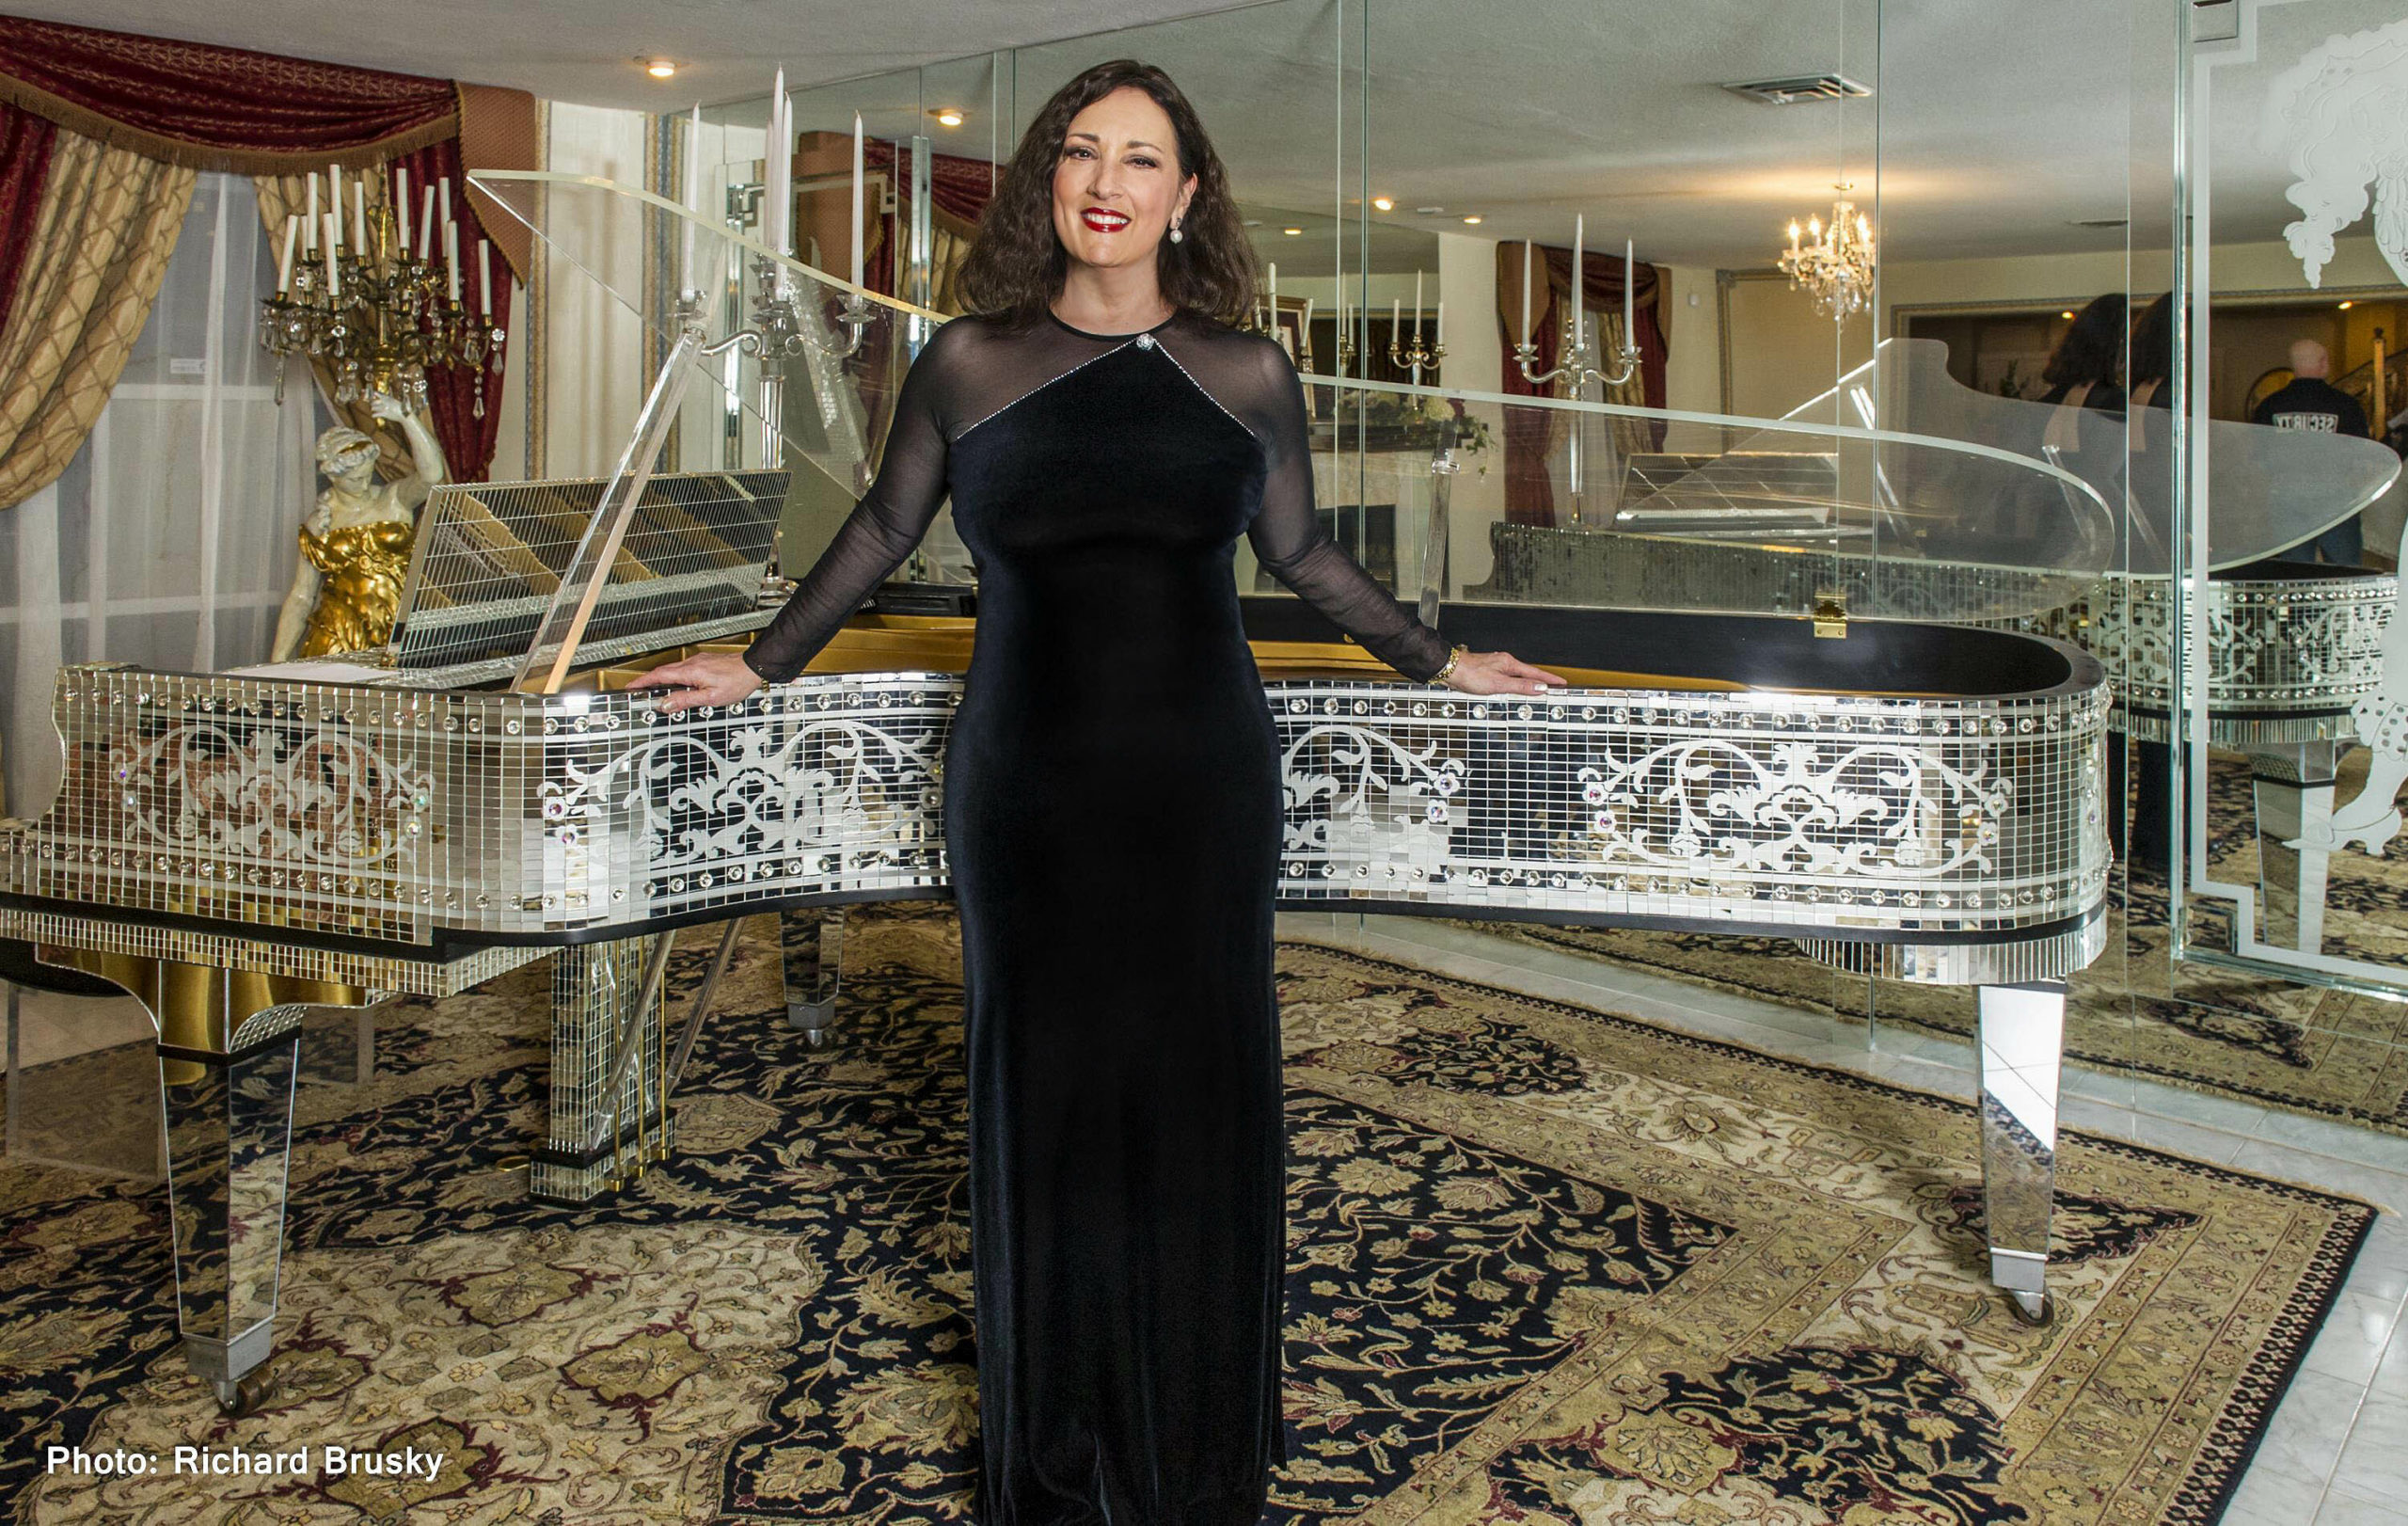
[[1050, 85, 1197, 276]]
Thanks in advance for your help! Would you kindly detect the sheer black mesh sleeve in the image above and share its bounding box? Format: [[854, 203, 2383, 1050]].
[[741, 325, 959, 683], [1239, 337, 1452, 681]]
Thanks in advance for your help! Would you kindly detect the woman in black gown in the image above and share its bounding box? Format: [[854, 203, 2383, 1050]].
[[636, 59, 1561, 1526]]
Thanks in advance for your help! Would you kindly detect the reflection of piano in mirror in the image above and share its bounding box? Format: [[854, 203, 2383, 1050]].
[[0, 182, 2114, 1417], [1473, 337, 2403, 954]]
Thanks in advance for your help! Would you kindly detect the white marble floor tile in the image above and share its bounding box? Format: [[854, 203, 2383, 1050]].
[[2125, 1112, 2255, 1165], [2229, 1144, 2408, 1217], [2306, 1292, 2407, 1388], [2226, 1458, 2330, 1526], [2261, 1371, 2375, 1486], [2317, 1486, 2408, 1525], [2333, 1399, 2408, 1505]]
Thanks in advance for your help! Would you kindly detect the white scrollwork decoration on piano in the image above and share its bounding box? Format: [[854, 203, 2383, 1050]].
[[115, 723, 430, 868], [554, 711, 942, 900]]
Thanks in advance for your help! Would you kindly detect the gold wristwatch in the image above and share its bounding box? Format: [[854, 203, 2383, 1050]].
[[1430, 644, 1468, 684]]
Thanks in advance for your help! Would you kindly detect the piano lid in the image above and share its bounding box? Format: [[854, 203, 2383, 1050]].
[[1772, 337, 2402, 577], [387, 469, 788, 675]]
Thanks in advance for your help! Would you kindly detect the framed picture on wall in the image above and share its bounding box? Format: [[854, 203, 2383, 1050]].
[[1271, 295, 1310, 370]]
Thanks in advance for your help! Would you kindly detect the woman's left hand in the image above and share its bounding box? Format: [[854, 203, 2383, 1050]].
[[1443, 650, 1568, 695]]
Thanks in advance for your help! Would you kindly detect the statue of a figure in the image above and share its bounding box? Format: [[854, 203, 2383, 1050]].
[[270, 392, 448, 661]]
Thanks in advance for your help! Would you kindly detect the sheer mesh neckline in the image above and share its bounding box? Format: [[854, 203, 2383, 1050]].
[[1045, 306, 1182, 341]]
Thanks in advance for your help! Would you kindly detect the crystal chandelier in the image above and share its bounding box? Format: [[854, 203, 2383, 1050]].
[[1777, 183, 1877, 321]]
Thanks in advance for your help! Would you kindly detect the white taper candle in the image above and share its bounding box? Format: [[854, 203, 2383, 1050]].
[[277, 215, 297, 294], [329, 163, 343, 255], [323, 214, 340, 298], [1572, 214, 1583, 340], [851, 112, 865, 289], [479, 237, 492, 315], [682, 103, 702, 292], [419, 186, 435, 265], [447, 220, 461, 302], [395, 167, 410, 256], [1520, 240, 1532, 346], [1624, 238, 1634, 346]]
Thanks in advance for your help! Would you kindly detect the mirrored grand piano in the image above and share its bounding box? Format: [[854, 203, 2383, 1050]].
[[1475, 336, 2402, 953], [0, 176, 2116, 1411]]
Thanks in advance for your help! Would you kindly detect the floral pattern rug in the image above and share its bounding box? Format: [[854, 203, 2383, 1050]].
[[1467, 755, 2408, 1137], [0, 903, 2373, 1524]]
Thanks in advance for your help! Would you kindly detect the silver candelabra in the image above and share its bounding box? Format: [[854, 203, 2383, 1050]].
[[699, 255, 878, 466], [1388, 326, 1443, 384], [1513, 309, 1639, 390], [1513, 309, 1640, 529]]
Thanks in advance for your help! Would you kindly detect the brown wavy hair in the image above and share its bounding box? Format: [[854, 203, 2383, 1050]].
[[956, 60, 1259, 329]]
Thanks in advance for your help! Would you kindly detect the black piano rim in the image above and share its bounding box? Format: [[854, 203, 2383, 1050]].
[[1241, 596, 2104, 703], [0, 888, 2106, 964]]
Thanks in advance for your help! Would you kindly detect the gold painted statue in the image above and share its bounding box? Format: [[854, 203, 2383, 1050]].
[[270, 391, 449, 661]]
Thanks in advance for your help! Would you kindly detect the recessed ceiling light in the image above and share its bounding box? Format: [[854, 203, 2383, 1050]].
[[1462, 215, 1482, 224], [1242, 218, 1262, 227], [2060, 310, 2075, 320], [932, 107, 964, 127], [2067, 217, 2129, 229], [1415, 205, 1444, 215], [1282, 227, 1303, 236], [643, 58, 676, 79], [1372, 197, 1394, 212], [2339, 299, 2355, 310]]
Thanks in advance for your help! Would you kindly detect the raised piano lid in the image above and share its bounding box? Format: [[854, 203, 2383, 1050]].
[[467, 169, 941, 691], [469, 170, 2115, 634], [380, 469, 789, 683], [1766, 337, 2402, 577]]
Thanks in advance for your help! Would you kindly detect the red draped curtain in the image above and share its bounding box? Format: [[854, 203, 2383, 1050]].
[[858, 137, 999, 310], [0, 17, 536, 489], [1494, 240, 1668, 527]]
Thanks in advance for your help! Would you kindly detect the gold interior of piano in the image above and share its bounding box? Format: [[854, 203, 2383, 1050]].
[[585, 613, 1805, 695]]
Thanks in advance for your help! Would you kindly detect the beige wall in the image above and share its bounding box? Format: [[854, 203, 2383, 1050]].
[[1659, 262, 1720, 416], [1720, 273, 1877, 421], [1708, 234, 2401, 424]]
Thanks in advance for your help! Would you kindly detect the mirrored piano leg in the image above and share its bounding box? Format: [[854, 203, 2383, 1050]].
[[33, 948, 378, 1414], [1976, 979, 2065, 1327], [781, 907, 847, 1045], [2250, 740, 2338, 955], [531, 935, 670, 1203]]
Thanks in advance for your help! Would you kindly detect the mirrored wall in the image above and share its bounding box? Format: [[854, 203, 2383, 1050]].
[[632, 0, 2408, 1140]]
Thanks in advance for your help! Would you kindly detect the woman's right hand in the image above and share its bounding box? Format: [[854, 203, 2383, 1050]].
[[626, 651, 768, 714]]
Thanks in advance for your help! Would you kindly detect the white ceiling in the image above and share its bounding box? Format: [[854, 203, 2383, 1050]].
[[17, 0, 2403, 271]]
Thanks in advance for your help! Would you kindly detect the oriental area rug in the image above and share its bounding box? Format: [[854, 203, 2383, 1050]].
[[1464, 754, 2408, 1137], [0, 903, 2373, 1525]]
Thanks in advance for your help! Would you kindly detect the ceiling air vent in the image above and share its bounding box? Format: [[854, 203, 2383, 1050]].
[[1720, 74, 1873, 106]]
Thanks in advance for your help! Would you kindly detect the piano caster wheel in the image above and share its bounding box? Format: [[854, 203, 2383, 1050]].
[[2005, 1290, 2053, 1328], [211, 1372, 273, 1417], [800, 1026, 831, 1048]]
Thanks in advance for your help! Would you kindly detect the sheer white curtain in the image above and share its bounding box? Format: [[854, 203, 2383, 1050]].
[[0, 172, 315, 815]]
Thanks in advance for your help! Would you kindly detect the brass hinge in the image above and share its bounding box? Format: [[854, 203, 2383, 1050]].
[[1812, 589, 1847, 639]]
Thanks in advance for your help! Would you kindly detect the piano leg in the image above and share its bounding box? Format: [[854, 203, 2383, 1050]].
[[780, 908, 847, 1045], [34, 950, 376, 1413], [2250, 741, 2339, 955], [1976, 979, 2066, 1327], [531, 936, 671, 1203]]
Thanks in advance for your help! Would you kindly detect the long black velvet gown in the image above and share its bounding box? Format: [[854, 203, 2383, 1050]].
[[740, 305, 1452, 1526]]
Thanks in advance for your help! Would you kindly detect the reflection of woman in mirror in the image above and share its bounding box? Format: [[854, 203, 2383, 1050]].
[[2036, 294, 2127, 449], [631, 58, 1560, 1526], [269, 392, 447, 661]]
